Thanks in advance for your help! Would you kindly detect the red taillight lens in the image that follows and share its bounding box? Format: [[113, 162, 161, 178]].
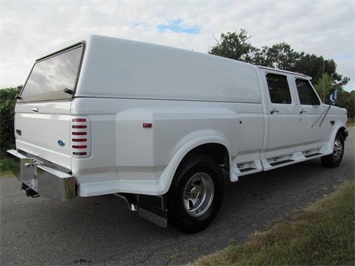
[[72, 118, 87, 122], [72, 138, 87, 142], [71, 117, 90, 157], [73, 152, 87, 156], [72, 145, 87, 149], [72, 132, 87, 135]]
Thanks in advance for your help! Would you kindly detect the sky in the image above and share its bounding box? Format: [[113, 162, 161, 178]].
[[1, 0, 354, 92]]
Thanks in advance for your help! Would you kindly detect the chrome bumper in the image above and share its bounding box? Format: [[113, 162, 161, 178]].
[[7, 149, 76, 200]]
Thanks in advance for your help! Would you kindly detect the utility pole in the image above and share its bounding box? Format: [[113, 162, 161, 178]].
[[322, 59, 325, 103]]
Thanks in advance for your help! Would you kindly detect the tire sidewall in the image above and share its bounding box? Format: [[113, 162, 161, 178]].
[[332, 133, 345, 166], [322, 132, 345, 168], [168, 155, 224, 233]]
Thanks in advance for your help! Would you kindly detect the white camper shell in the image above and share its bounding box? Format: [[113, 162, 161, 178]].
[[8, 35, 348, 233]]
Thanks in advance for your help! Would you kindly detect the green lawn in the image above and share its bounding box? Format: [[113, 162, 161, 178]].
[[191, 180, 355, 266], [0, 155, 19, 177]]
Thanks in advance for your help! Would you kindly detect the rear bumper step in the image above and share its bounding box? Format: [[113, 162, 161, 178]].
[[7, 149, 76, 200]]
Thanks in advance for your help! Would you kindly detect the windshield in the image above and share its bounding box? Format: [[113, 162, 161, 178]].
[[20, 44, 84, 102]]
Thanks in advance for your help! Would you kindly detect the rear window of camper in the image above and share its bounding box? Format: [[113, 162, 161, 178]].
[[20, 45, 84, 102]]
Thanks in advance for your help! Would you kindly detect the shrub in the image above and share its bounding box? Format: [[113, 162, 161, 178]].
[[0, 87, 21, 158]]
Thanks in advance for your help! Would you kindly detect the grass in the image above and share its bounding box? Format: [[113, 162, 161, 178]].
[[191, 180, 355, 266], [0, 155, 19, 177], [347, 117, 355, 127]]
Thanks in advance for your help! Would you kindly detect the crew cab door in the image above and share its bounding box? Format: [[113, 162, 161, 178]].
[[264, 72, 300, 159], [295, 79, 332, 147]]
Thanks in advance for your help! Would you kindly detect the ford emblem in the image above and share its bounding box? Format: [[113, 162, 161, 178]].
[[58, 140, 65, 147]]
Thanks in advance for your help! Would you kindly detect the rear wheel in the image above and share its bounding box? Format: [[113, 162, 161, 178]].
[[321, 132, 345, 168], [168, 154, 224, 233]]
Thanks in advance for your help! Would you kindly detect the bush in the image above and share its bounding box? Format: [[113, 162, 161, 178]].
[[0, 87, 21, 158]]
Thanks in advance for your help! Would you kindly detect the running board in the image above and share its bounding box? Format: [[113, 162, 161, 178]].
[[231, 159, 263, 181], [270, 159, 293, 166], [263, 148, 326, 170], [230, 147, 326, 181]]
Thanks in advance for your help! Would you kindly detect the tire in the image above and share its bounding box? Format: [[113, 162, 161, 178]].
[[168, 154, 224, 234], [321, 132, 345, 168]]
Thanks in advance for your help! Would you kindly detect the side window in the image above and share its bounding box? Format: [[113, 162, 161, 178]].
[[296, 79, 320, 105], [266, 73, 292, 104]]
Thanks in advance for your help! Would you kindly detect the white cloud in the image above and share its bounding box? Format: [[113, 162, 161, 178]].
[[1, 0, 354, 91]]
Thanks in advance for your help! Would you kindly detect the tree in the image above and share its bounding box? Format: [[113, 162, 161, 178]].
[[291, 54, 349, 86], [254, 43, 300, 70], [314, 73, 353, 117], [209, 29, 256, 62], [209, 30, 349, 86], [314, 73, 333, 103], [337, 90, 355, 118]]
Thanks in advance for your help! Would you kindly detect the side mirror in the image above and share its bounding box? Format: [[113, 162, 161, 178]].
[[329, 89, 337, 105]]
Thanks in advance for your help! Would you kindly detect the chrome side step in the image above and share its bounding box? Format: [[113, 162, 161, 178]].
[[262, 148, 326, 171]]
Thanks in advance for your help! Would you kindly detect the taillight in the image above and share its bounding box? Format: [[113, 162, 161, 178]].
[[72, 138, 88, 142], [72, 125, 87, 129], [71, 117, 91, 157], [72, 132, 87, 136], [72, 118, 87, 122]]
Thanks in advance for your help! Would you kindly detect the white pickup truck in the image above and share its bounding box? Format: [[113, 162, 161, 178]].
[[8, 34, 348, 233]]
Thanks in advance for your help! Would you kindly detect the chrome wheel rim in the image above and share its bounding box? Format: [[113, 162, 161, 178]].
[[333, 138, 343, 161], [183, 172, 214, 217]]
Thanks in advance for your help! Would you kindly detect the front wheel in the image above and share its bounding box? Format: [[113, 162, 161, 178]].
[[168, 155, 224, 233], [321, 132, 345, 168]]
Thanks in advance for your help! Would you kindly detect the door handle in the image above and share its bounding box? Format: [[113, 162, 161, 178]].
[[270, 109, 279, 114], [32, 107, 39, 112], [300, 109, 307, 114]]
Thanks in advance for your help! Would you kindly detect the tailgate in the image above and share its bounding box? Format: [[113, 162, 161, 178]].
[[15, 102, 72, 169]]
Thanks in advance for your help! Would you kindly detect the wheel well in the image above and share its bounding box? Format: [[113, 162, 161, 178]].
[[181, 143, 229, 169], [338, 127, 348, 140]]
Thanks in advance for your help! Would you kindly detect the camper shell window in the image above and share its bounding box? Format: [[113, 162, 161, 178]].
[[19, 44, 84, 102]]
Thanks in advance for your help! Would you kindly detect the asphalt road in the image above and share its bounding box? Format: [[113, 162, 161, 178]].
[[1, 127, 354, 265]]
